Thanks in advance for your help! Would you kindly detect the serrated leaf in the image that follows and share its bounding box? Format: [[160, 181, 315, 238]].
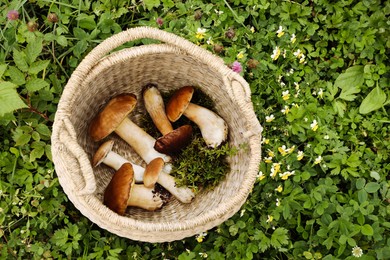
[[26, 38, 43, 64], [8, 66, 26, 85], [333, 100, 346, 117], [270, 227, 289, 248], [28, 60, 50, 74], [26, 78, 49, 92], [254, 230, 271, 252], [56, 36, 68, 47], [359, 86, 387, 114], [30, 146, 45, 162], [339, 85, 360, 101], [0, 82, 27, 116], [13, 49, 28, 72], [51, 229, 69, 246]]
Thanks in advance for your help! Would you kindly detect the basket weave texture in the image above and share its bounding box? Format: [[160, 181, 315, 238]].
[[51, 26, 263, 242]]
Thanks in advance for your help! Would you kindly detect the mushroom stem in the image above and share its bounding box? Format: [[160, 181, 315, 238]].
[[115, 117, 171, 163], [183, 103, 228, 148], [103, 151, 144, 182], [143, 84, 173, 135], [157, 170, 195, 203], [102, 150, 194, 203], [128, 184, 163, 211]]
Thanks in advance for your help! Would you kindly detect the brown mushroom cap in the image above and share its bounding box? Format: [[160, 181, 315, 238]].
[[92, 140, 115, 167], [154, 125, 193, 155], [143, 157, 164, 188], [166, 86, 194, 122], [89, 93, 137, 141], [103, 163, 135, 215]]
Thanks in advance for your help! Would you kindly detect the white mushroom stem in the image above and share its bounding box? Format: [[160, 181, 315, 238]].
[[115, 117, 171, 163], [183, 103, 228, 148], [144, 85, 173, 135], [128, 185, 163, 211], [102, 151, 144, 183], [101, 150, 194, 203]]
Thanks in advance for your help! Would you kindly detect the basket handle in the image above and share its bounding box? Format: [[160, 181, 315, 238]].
[[57, 117, 96, 195], [67, 26, 251, 102]]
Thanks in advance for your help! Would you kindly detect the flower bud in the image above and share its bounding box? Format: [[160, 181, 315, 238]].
[[247, 59, 259, 69], [194, 10, 202, 20], [225, 28, 235, 39], [213, 44, 224, 54], [27, 20, 38, 32], [156, 17, 163, 27], [47, 13, 58, 23]]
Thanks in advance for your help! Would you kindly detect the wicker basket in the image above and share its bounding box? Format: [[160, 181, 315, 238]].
[[51, 26, 263, 243]]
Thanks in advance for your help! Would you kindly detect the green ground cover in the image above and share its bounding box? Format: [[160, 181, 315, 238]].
[[0, 0, 389, 259]]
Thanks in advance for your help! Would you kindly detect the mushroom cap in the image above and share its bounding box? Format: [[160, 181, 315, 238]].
[[103, 163, 135, 215], [154, 125, 193, 155], [166, 86, 194, 122], [143, 157, 164, 188], [92, 140, 115, 167], [89, 93, 137, 141]]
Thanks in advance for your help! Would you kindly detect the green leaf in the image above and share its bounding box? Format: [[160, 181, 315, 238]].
[[364, 182, 380, 193], [359, 85, 387, 114], [270, 227, 289, 248], [26, 38, 43, 64], [0, 64, 7, 78], [333, 100, 346, 117], [28, 60, 50, 74], [13, 49, 29, 72], [51, 229, 69, 246], [0, 82, 27, 116], [254, 230, 271, 252], [26, 78, 50, 92], [334, 66, 364, 90], [30, 146, 45, 162], [339, 85, 361, 101], [361, 224, 374, 236], [8, 66, 26, 85], [36, 124, 51, 136], [144, 0, 161, 10]]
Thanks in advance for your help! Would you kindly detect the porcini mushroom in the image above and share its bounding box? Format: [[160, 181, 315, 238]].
[[88, 93, 171, 163], [93, 140, 195, 203], [103, 163, 164, 213], [143, 83, 193, 155], [166, 86, 228, 148]]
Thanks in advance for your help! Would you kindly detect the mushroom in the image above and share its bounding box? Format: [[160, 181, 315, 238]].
[[143, 83, 193, 155], [103, 163, 164, 213], [93, 140, 195, 203], [166, 86, 228, 148], [88, 93, 171, 163]]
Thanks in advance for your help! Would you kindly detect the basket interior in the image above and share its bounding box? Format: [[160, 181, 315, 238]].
[[68, 45, 253, 223]]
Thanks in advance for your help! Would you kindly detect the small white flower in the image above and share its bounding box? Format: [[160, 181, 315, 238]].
[[250, 26, 255, 33], [290, 33, 296, 43], [214, 9, 224, 15], [266, 114, 275, 122], [266, 215, 273, 223], [293, 49, 303, 58], [314, 156, 322, 165], [282, 90, 290, 101], [206, 37, 214, 45], [281, 105, 290, 114], [318, 88, 324, 98], [196, 28, 207, 39], [271, 46, 281, 60], [324, 135, 330, 140], [240, 209, 246, 217], [352, 246, 363, 258], [276, 26, 284, 37], [311, 119, 319, 131], [276, 198, 281, 207]]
